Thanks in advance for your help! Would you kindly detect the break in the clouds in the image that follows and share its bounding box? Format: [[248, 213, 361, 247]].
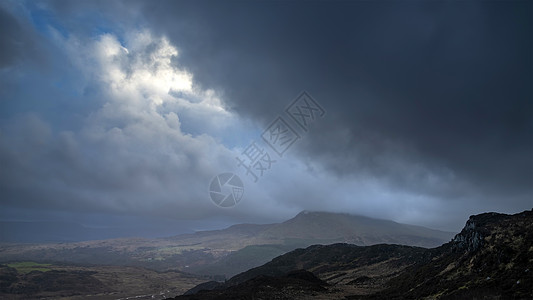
[[0, 0, 531, 233], [1, 29, 235, 217]]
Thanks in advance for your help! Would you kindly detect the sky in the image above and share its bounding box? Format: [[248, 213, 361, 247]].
[[0, 0, 531, 235]]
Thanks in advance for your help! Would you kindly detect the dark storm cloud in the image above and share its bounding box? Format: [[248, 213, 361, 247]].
[[138, 0, 532, 204]]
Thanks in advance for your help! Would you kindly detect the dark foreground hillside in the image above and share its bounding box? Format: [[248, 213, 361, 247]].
[[372, 209, 533, 299], [173, 209, 533, 300]]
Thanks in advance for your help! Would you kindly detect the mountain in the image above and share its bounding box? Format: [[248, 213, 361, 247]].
[[163, 211, 453, 250], [0, 211, 454, 279], [175, 209, 533, 299], [180, 211, 453, 277], [256, 211, 453, 247]]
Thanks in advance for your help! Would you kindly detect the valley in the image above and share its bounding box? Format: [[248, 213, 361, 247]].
[[0, 211, 454, 279]]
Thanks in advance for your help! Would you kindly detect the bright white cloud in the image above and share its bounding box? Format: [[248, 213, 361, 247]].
[[0, 29, 248, 219]]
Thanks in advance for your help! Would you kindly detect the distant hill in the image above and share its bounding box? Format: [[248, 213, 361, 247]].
[[166, 210, 454, 251], [181, 211, 454, 277], [257, 211, 453, 247], [175, 209, 533, 300]]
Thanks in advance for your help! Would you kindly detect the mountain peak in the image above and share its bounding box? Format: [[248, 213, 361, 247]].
[[267, 210, 454, 248], [294, 210, 326, 217]]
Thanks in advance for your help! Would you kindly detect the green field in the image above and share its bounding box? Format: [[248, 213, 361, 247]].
[[7, 261, 52, 274]]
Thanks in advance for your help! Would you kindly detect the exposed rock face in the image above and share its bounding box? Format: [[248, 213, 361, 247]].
[[379, 209, 533, 299], [452, 216, 484, 252]]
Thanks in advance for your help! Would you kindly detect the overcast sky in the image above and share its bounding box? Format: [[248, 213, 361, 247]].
[[0, 0, 531, 234]]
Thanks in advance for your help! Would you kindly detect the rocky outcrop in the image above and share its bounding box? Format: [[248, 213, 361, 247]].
[[452, 216, 484, 252]]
